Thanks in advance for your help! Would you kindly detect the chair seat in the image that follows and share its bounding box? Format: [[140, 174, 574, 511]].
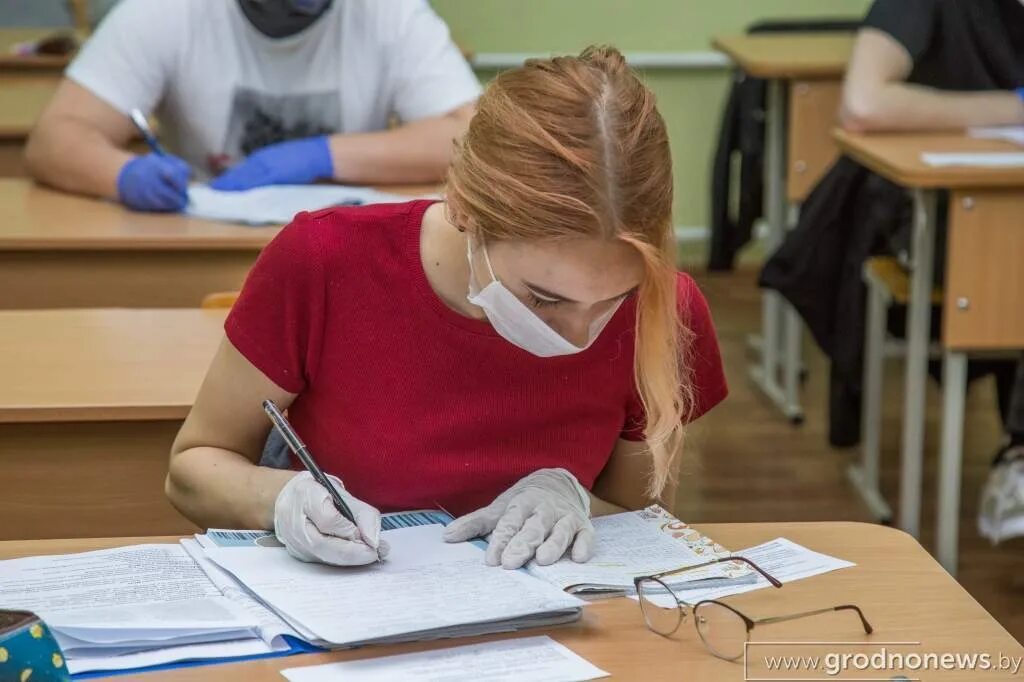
[[863, 256, 943, 305]]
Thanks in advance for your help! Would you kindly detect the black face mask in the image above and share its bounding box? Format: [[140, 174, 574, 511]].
[[239, 0, 333, 39]]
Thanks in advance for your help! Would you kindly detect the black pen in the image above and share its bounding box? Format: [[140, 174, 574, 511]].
[[262, 400, 380, 557]]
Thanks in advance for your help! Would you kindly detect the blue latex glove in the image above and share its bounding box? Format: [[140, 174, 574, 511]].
[[116, 153, 191, 212], [209, 136, 334, 191]]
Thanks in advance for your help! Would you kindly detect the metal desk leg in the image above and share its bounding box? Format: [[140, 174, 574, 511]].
[[937, 350, 968, 575], [748, 78, 804, 424], [898, 189, 937, 536], [848, 270, 893, 522]]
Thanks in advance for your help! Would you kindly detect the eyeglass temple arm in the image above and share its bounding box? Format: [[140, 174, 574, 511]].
[[650, 555, 783, 588], [752, 604, 874, 634]]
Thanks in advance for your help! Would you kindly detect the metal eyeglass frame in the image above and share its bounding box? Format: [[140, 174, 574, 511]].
[[633, 556, 874, 662]]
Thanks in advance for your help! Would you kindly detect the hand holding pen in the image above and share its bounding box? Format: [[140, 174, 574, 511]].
[[264, 400, 388, 566], [117, 107, 191, 212]]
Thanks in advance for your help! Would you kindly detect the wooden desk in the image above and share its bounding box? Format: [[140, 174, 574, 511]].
[[0, 28, 73, 71], [2, 523, 1019, 680], [0, 179, 273, 308], [0, 74, 60, 176], [0, 179, 436, 309], [835, 129, 1024, 574], [712, 34, 852, 80], [712, 33, 853, 425], [0, 308, 227, 541]]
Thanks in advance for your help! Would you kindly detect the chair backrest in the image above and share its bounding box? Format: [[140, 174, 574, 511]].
[[748, 18, 862, 35], [201, 291, 240, 309]]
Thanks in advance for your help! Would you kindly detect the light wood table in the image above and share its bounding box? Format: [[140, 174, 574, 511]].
[[0, 28, 73, 72], [0, 73, 60, 176], [0, 179, 272, 308], [0, 179, 436, 309], [0, 308, 227, 541], [835, 129, 1024, 574], [2, 522, 1019, 680], [712, 33, 854, 425]]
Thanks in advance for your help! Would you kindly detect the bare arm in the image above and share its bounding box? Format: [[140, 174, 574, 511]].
[[590, 438, 678, 517], [25, 79, 138, 199], [328, 102, 474, 185], [840, 28, 1024, 132], [166, 337, 299, 530]]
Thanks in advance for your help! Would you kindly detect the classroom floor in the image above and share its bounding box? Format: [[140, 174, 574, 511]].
[[677, 265, 1024, 643]]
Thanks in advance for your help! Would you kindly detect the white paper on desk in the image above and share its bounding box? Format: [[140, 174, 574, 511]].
[[921, 151, 1024, 167], [186, 184, 434, 225], [205, 524, 584, 646], [969, 125, 1024, 145], [0, 544, 258, 637], [525, 512, 752, 593], [280, 636, 608, 682], [180, 538, 302, 646], [632, 538, 855, 608], [64, 636, 288, 675]]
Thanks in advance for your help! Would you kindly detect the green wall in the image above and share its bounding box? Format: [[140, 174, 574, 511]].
[[432, 0, 871, 227]]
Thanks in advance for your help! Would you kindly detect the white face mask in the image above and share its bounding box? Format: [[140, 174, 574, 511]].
[[466, 238, 623, 357]]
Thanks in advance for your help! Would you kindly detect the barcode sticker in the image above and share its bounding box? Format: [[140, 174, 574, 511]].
[[203, 510, 454, 547]]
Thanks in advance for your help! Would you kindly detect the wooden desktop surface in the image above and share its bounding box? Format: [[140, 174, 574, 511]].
[[0, 74, 59, 139], [0, 179, 437, 309], [0, 179, 277, 250], [0, 308, 226, 540], [0, 308, 226, 423], [834, 128, 1024, 188], [712, 33, 853, 79], [2, 522, 1019, 680]]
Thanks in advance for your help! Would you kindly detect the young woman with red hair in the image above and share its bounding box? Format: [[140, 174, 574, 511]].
[[166, 46, 727, 569]]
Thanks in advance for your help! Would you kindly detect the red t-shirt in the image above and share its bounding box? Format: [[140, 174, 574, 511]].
[[226, 200, 727, 515]]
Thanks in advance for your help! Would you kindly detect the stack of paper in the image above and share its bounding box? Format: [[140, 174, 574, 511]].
[[204, 525, 584, 648], [525, 509, 757, 597], [0, 544, 288, 674], [0, 521, 582, 675], [186, 184, 437, 225]]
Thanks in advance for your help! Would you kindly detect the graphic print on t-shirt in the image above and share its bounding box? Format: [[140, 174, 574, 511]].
[[214, 86, 340, 174]]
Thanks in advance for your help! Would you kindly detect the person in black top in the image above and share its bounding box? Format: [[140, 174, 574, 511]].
[[842, 0, 1024, 544], [843, 0, 1024, 131]]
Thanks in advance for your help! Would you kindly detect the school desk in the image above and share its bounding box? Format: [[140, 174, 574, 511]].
[[712, 33, 854, 426], [834, 129, 1024, 575], [0, 308, 227, 541], [2, 522, 1020, 680], [0, 179, 437, 310], [0, 73, 61, 176], [0, 28, 73, 72]]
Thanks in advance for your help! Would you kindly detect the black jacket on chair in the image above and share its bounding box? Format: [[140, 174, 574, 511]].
[[759, 0, 1024, 446]]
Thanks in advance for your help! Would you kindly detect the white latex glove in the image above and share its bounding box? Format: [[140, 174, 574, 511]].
[[442, 468, 594, 569], [274, 472, 390, 566]]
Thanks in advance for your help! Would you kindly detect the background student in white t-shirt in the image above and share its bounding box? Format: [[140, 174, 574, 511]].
[[25, 0, 481, 212]]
